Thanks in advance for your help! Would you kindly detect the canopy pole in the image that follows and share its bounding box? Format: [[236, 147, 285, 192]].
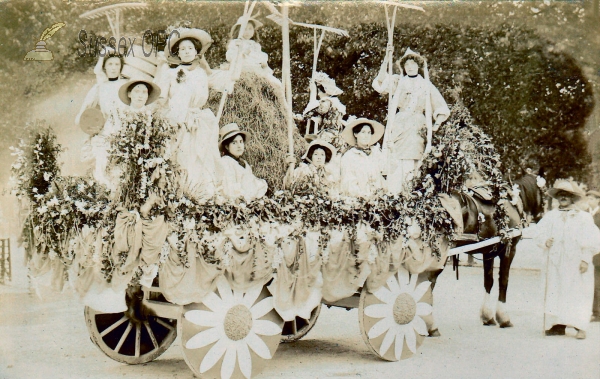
[[382, 5, 397, 176], [281, 3, 295, 167], [215, 0, 256, 125]]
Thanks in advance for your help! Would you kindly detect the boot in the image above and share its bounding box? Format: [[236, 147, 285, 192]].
[[545, 324, 566, 336]]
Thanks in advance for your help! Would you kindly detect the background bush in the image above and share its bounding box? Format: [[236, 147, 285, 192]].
[[0, 0, 597, 187]]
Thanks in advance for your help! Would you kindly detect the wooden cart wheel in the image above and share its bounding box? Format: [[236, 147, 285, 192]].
[[180, 277, 284, 379], [84, 289, 177, 364], [280, 303, 321, 343], [358, 266, 433, 361]]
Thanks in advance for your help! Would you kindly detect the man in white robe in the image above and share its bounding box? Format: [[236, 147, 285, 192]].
[[531, 181, 600, 339]]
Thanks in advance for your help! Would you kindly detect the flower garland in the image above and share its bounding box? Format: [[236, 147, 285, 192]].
[[13, 105, 513, 287], [10, 122, 62, 203], [417, 104, 512, 241], [108, 109, 179, 218]]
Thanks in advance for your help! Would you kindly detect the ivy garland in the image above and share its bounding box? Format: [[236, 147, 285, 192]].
[[12, 105, 513, 280]]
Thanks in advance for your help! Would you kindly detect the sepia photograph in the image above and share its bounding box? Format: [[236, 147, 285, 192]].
[[0, 0, 599, 378]]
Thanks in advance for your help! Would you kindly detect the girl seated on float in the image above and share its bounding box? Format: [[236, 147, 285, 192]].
[[226, 16, 277, 80], [218, 123, 268, 202], [157, 28, 221, 202], [102, 78, 163, 201], [339, 118, 386, 198], [283, 138, 338, 194], [117, 78, 161, 111], [210, 15, 281, 93], [302, 72, 346, 140]]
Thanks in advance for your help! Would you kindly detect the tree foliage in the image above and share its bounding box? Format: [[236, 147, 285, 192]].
[[0, 0, 594, 185], [257, 22, 592, 183]]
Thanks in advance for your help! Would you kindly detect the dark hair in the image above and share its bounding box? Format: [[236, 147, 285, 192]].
[[397, 55, 426, 77], [352, 123, 374, 135], [316, 83, 326, 95], [306, 145, 332, 163], [171, 37, 202, 56], [230, 22, 260, 43], [221, 133, 246, 156], [102, 52, 124, 73], [127, 81, 152, 96]]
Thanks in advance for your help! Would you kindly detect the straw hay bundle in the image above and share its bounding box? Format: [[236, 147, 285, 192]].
[[207, 73, 307, 192]]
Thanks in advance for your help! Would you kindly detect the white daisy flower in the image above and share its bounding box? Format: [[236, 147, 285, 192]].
[[364, 267, 432, 360], [184, 278, 282, 379]]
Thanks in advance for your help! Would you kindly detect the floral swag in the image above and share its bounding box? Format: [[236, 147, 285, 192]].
[[11, 105, 514, 309]]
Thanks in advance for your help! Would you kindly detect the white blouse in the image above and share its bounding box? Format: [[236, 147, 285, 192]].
[[226, 39, 272, 76], [339, 146, 386, 198], [156, 66, 210, 124], [220, 155, 268, 202], [76, 79, 127, 135]]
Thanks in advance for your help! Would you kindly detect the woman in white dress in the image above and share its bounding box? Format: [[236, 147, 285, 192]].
[[372, 47, 450, 192], [284, 139, 337, 195], [218, 123, 268, 203], [76, 52, 127, 190], [158, 28, 221, 202], [339, 118, 386, 199]]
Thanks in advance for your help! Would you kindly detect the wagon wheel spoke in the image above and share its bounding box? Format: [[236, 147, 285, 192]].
[[135, 322, 141, 357], [156, 317, 175, 332], [99, 315, 129, 338], [281, 304, 321, 343], [115, 321, 133, 353], [144, 321, 159, 349]]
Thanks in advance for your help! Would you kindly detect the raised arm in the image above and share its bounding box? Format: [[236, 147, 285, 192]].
[[372, 46, 398, 95]]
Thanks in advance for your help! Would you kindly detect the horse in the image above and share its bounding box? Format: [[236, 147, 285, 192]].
[[425, 173, 545, 335]]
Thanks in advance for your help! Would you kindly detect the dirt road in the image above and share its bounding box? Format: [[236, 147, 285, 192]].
[[1, 265, 598, 379]]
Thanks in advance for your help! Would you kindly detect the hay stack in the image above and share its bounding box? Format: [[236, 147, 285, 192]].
[[207, 73, 307, 192]]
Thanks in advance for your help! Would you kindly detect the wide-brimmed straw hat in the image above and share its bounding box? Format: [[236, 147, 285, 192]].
[[341, 118, 385, 147], [587, 190, 600, 199], [164, 28, 213, 61], [118, 78, 161, 106], [397, 47, 426, 69], [230, 16, 264, 39], [302, 139, 337, 163], [547, 180, 586, 199], [219, 123, 249, 151]]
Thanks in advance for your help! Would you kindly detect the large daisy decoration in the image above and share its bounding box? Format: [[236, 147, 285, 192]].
[[179, 277, 283, 379], [359, 266, 433, 361]]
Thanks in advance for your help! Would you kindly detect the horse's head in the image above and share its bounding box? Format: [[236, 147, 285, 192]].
[[514, 174, 545, 222]]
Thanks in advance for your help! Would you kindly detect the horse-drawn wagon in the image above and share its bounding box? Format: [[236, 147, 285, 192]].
[[12, 2, 547, 379], [16, 107, 540, 379]]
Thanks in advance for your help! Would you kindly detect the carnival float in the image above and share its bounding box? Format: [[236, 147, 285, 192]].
[[10, 2, 539, 379]]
